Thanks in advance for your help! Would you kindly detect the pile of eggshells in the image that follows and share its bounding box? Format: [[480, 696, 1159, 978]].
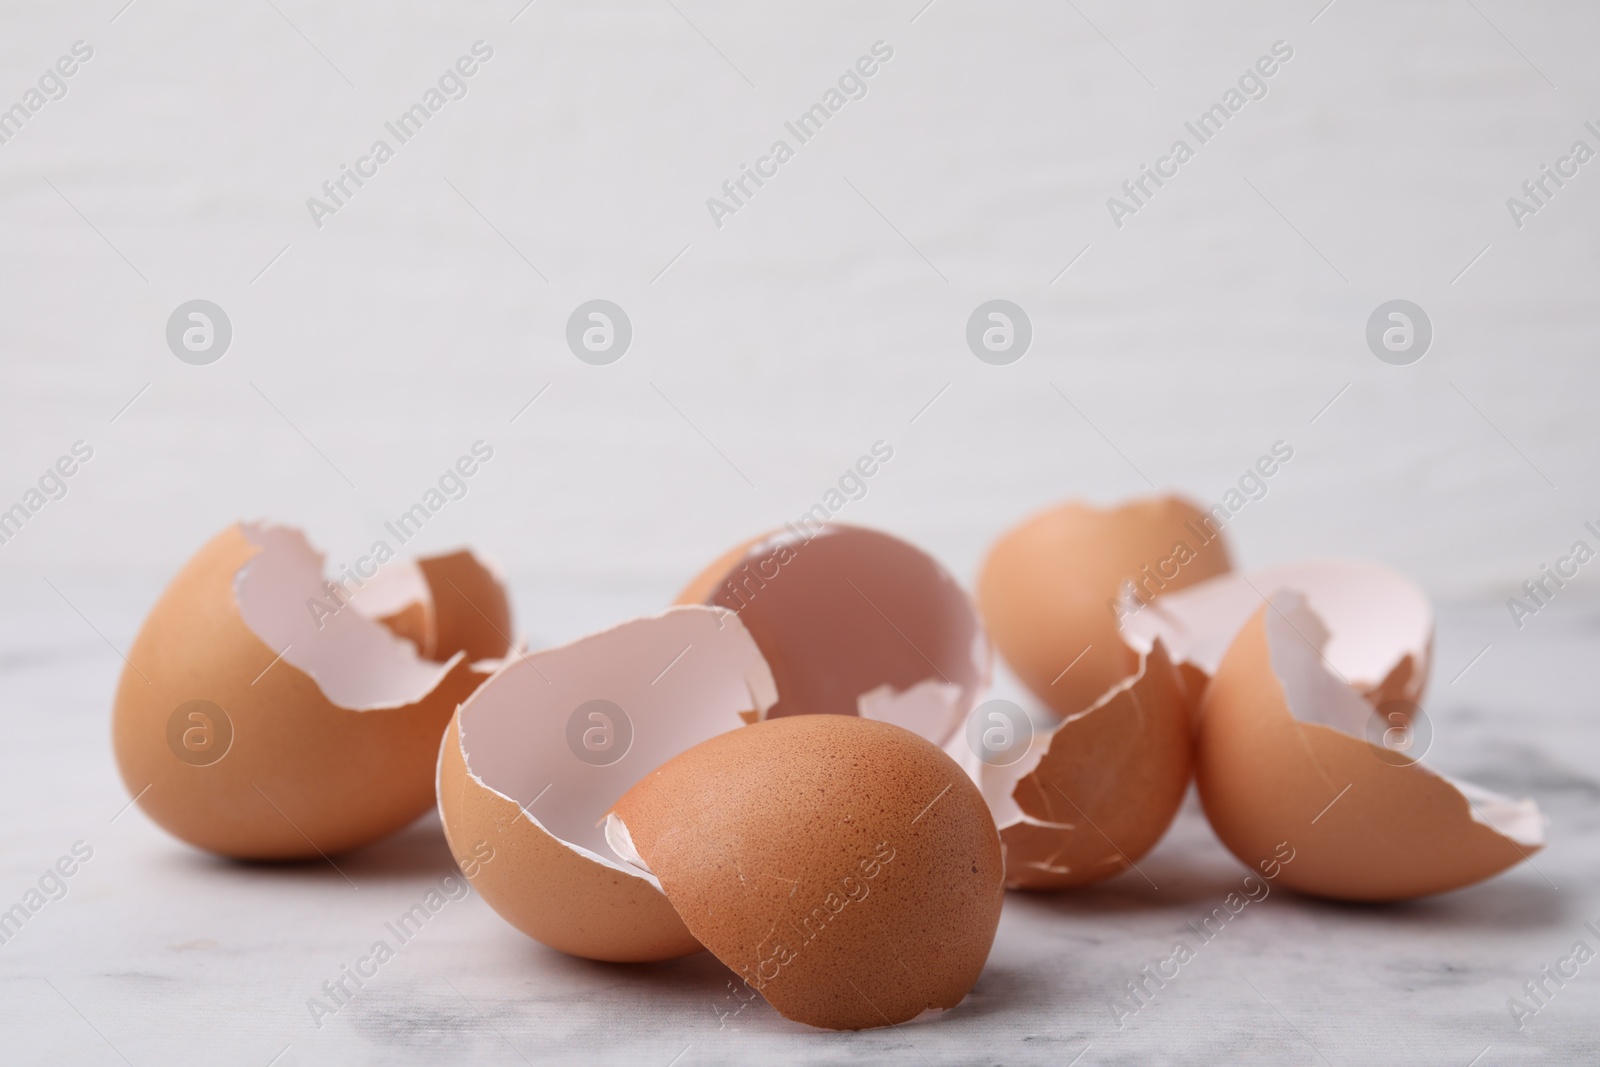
[[112, 500, 1544, 1031]]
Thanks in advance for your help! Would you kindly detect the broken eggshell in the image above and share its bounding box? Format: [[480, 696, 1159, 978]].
[[112, 523, 491, 859], [1122, 559, 1433, 710], [606, 714, 1004, 1031], [437, 605, 777, 962], [675, 523, 989, 747], [1196, 594, 1543, 901], [350, 549, 513, 665], [978, 496, 1232, 720], [955, 639, 1192, 890]]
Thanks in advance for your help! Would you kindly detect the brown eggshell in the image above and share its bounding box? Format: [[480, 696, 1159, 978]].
[[1196, 596, 1543, 901], [978, 496, 1231, 719], [983, 640, 1192, 889], [1124, 559, 1433, 709], [675, 524, 988, 747], [607, 715, 1004, 1030], [437, 606, 776, 962], [358, 550, 513, 664], [112, 523, 488, 859], [438, 716, 697, 962], [417, 549, 514, 663], [375, 598, 431, 655]]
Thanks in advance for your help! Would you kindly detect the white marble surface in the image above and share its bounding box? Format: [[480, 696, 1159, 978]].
[[4, 0, 1600, 1062], [1, 581, 1597, 1065]]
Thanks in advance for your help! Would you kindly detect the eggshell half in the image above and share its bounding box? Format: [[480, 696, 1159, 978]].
[[437, 606, 777, 962], [112, 523, 488, 859], [960, 640, 1192, 889], [978, 496, 1231, 719], [1122, 559, 1433, 709], [607, 715, 1004, 1030], [1196, 594, 1543, 901], [676, 524, 989, 747]]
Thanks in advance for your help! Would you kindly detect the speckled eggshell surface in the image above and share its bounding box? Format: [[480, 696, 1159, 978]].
[[978, 495, 1232, 718], [993, 640, 1192, 889], [607, 715, 1004, 1030]]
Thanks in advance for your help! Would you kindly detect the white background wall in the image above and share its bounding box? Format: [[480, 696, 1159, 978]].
[[3, 0, 1598, 649]]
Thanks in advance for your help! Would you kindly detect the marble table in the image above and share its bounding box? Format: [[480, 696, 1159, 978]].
[[3, 580, 1596, 1066]]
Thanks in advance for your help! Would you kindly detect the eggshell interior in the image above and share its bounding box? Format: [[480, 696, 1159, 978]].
[[1123, 559, 1433, 708], [112, 523, 487, 859], [348, 557, 431, 649], [677, 524, 989, 747], [607, 715, 1004, 1030], [978, 496, 1232, 719], [351, 549, 513, 665], [1196, 593, 1543, 901], [437, 606, 777, 962], [235, 525, 460, 709]]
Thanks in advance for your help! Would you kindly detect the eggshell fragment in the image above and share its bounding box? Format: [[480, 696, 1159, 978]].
[[352, 550, 513, 665], [961, 640, 1192, 889], [978, 496, 1232, 719], [437, 606, 777, 962], [676, 524, 988, 746], [1196, 594, 1543, 901], [606, 715, 1003, 1030], [112, 523, 488, 859], [1122, 559, 1433, 708]]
